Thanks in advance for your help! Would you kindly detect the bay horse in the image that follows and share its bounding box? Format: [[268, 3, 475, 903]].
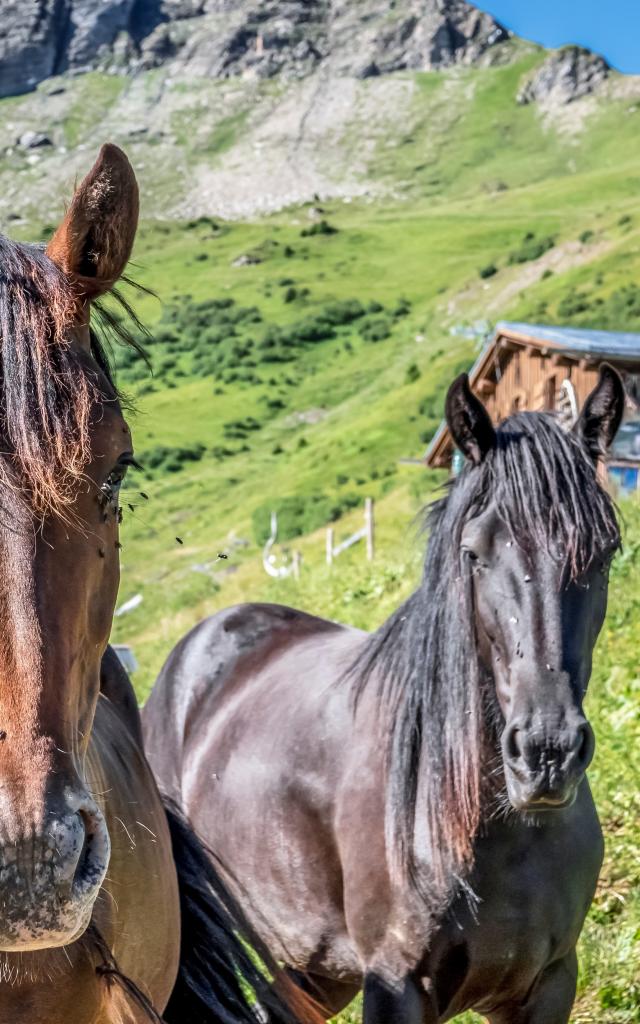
[[0, 144, 319, 1024], [144, 366, 624, 1024]]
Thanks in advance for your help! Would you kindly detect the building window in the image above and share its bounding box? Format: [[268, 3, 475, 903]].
[[514, 351, 521, 387], [545, 375, 556, 411]]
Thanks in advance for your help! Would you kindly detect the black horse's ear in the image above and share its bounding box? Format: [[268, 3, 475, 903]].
[[574, 363, 625, 463], [445, 373, 496, 466]]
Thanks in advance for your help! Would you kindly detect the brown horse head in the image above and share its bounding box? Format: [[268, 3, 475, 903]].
[[0, 145, 139, 950]]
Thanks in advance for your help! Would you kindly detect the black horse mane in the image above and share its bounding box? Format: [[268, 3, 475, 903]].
[[353, 411, 620, 910], [0, 234, 148, 517]]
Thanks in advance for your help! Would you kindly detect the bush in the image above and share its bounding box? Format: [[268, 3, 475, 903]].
[[300, 220, 338, 237], [141, 444, 206, 473], [361, 318, 392, 342], [405, 362, 421, 384], [554, 282, 640, 331], [479, 263, 498, 279], [252, 492, 361, 545], [508, 233, 555, 265], [223, 417, 262, 439], [392, 298, 411, 318], [579, 229, 594, 244], [320, 299, 366, 325]]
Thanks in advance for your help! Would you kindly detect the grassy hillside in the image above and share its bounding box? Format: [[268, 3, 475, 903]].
[[2, 43, 639, 1022], [107, 173, 640, 697]]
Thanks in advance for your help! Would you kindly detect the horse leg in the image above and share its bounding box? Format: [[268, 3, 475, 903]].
[[363, 972, 438, 1024], [488, 951, 577, 1024]]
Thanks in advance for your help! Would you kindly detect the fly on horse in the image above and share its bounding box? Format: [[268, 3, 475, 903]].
[[144, 366, 624, 1023], [0, 144, 319, 1024]]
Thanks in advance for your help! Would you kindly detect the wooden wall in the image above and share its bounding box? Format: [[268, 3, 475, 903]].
[[480, 344, 601, 424]]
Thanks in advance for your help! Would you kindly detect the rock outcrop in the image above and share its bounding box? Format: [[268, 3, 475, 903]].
[[517, 46, 609, 107], [0, 0, 511, 98]]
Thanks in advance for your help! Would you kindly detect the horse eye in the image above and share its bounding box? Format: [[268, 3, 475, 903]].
[[100, 464, 129, 502], [462, 547, 479, 563]]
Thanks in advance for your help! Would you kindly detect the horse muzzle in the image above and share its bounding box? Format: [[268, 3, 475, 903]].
[[0, 793, 110, 951], [501, 716, 595, 812]]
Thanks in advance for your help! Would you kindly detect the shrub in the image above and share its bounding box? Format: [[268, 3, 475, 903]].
[[508, 234, 555, 264], [141, 444, 206, 473], [579, 229, 594, 244], [252, 492, 361, 545], [405, 362, 421, 384], [557, 291, 595, 317], [479, 263, 498, 279], [392, 298, 411, 317], [361, 318, 391, 342], [264, 397, 286, 411], [223, 417, 262, 439], [321, 299, 365, 325], [300, 220, 338, 237]]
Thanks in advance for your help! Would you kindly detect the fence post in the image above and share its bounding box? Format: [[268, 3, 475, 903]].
[[292, 550, 302, 579], [326, 527, 334, 566], [365, 497, 374, 561]]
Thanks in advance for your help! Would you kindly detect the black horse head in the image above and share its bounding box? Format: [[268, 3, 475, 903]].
[[446, 366, 623, 813], [356, 364, 623, 903]]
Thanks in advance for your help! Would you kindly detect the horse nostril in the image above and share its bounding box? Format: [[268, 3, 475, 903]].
[[74, 811, 91, 887], [71, 803, 110, 898], [574, 722, 595, 770], [504, 724, 523, 763]]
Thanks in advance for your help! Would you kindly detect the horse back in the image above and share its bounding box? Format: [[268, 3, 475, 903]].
[[143, 603, 356, 798]]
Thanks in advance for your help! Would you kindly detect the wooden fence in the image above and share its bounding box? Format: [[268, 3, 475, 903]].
[[262, 499, 375, 579]]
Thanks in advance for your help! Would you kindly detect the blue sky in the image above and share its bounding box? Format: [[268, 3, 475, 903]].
[[482, 1, 640, 74]]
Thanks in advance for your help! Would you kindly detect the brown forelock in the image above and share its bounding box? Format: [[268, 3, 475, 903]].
[[0, 237, 100, 519]]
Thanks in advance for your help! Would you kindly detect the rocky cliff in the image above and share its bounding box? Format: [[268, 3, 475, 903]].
[[0, 0, 511, 98], [517, 46, 609, 107]]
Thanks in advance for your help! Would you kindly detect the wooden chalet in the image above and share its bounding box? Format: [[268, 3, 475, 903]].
[[426, 321, 640, 492]]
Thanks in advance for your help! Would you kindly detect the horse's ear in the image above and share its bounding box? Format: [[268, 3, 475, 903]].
[[445, 373, 496, 466], [574, 363, 625, 463], [47, 144, 139, 298]]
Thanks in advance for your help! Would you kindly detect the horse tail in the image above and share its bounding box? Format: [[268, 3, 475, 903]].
[[162, 800, 326, 1024]]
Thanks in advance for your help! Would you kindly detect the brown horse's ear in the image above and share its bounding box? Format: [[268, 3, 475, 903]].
[[47, 143, 139, 298], [445, 373, 496, 466], [574, 363, 625, 463]]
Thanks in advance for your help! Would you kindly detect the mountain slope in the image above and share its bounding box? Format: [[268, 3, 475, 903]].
[[1, 0, 511, 98], [0, 0, 627, 221]]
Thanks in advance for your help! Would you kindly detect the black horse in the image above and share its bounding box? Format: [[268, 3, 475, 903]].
[[144, 366, 624, 1024]]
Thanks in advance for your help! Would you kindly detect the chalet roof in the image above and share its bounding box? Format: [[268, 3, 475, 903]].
[[496, 321, 640, 360], [424, 321, 640, 468]]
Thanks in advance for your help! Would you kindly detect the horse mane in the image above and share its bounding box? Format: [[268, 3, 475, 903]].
[[353, 411, 620, 911], [0, 234, 147, 518]]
